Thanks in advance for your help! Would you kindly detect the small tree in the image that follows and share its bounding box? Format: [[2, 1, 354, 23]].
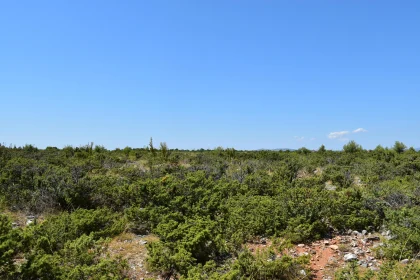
[[160, 142, 171, 161], [225, 148, 236, 159], [318, 145, 326, 153], [297, 147, 311, 154], [374, 145, 385, 152], [149, 137, 156, 157], [393, 141, 406, 154], [343, 140, 363, 153]]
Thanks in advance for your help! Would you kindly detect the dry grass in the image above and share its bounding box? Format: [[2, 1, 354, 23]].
[[107, 233, 160, 280], [296, 169, 313, 179], [1, 210, 27, 227], [0, 209, 48, 228], [314, 167, 323, 176]]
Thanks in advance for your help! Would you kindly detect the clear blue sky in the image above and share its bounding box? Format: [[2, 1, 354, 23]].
[[1, 1, 419, 150]]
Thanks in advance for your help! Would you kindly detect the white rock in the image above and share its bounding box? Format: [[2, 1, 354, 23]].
[[344, 253, 358, 262], [329, 245, 339, 250]]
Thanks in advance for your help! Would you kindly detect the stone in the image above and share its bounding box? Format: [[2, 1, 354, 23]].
[[297, 244, 305, 248], [358, 260, 368, 268], [400, 259, 409, 264], [344, 253, 358, 262], [324, 240, 330, 245], [362, 230, 367, 235], [329, 245, 339, 250], [353, 248, 365, 256], [367, 236, 380, 241], [341, 237, 350, 244], [366, 256, 375, 261], [381, 230, 391, 236]]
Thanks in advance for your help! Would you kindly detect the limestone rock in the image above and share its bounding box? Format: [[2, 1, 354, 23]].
[[344, 253, 358, 262]]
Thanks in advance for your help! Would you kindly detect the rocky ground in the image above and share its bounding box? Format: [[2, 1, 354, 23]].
[[249, 230, 398, 280], [294, 232, 384, 280]]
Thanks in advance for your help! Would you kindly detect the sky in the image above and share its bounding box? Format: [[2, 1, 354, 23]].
[[1, 0, 419, 150]]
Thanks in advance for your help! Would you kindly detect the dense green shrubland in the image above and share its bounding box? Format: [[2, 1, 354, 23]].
[[0, 142, 419, 279]]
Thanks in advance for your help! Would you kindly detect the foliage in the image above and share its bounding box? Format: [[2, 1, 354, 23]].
[[336, 260, 420, 280], [393, 141, 407, 154], [0, 214, 21, 278], [382, 207, 420, 259], [0, 142, 419, 278], [343, 141, 363, 153]]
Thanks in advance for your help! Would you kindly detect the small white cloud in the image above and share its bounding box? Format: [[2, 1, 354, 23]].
[[353, 128, 368, 133], [328, 131, 349, 139], [294, 136, 304, 141]]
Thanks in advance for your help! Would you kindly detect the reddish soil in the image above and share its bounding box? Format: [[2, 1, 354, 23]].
[[296, 242, 336, 280], [247, 234, 383, 280]]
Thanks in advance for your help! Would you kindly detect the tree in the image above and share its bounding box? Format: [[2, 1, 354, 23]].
[[343, 141, 363, 153], [297, 147, 311, 154], [160, 142, 171, 161], [318, 145, 326, 153], [374, 145, 385, 152], [393, 141, 406, 154], [149, 137, 156, 157]]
